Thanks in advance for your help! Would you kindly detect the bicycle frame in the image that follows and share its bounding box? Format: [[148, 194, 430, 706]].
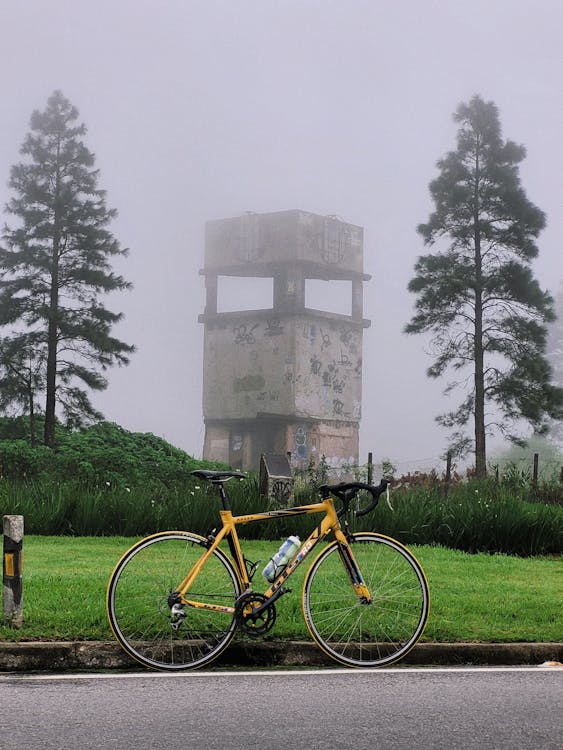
[[107, 472, 429, 671], [174, 496, 372, 616]]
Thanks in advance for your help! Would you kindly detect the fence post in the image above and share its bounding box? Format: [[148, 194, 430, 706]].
[[3, 515, 23, 628], [532, 453, 539, 491], [367, 452, 373, 484]]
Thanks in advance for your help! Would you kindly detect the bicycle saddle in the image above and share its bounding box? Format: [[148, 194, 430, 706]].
[[191, 470, 247, 483]]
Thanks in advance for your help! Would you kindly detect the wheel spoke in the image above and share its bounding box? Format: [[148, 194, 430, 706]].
[[107, 533, 240, 670], [303, 533, 429, 667]]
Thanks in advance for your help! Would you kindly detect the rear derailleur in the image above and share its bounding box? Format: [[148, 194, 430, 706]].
[[167, 591, 186, 631]]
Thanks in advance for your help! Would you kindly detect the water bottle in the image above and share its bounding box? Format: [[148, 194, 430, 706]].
[[262, 536, 301, 582]]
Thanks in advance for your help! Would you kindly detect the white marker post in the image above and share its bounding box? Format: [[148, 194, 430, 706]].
[[3, 515, 23, 628]]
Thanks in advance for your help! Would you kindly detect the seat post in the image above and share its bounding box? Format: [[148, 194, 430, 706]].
[[216, 482, 232, 511]]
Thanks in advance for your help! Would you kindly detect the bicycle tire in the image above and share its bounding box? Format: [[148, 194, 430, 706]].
[[302, 533, 429, 668], [107, 531, 241, 670]]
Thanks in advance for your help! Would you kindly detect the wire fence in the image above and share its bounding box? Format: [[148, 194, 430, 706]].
[[295, 450, 563, 494], [401, 452, 560, 484]]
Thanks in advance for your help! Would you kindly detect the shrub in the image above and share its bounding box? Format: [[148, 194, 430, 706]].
[[0, 440, 53, 479], [360, 480, 562, 556], [51, 422, 226, 488], [0, 420, 226, 489]]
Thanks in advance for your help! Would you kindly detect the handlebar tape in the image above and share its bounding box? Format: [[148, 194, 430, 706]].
[[321, 479, 389, 516]]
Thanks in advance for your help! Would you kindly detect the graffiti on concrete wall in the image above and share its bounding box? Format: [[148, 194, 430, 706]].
[[233, 323, 259, 345], [264, 318, 284, 336], [294, 425, 307, 459], [206, 315, 363, 421], [299, 319, 362, 418]]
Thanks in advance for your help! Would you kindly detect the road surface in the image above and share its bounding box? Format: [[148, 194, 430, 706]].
[[1, 666, 561, 749]]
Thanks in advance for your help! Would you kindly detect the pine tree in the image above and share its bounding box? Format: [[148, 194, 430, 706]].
[[0, 91, 134, 447], [405, 95, 563, 477], [0, 334, 45, 446]]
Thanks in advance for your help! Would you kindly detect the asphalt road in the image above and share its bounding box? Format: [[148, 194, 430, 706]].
[[1, 667, 561, 749]]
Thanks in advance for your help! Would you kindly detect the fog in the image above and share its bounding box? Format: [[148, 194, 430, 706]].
[[1, 1, 562, 473]]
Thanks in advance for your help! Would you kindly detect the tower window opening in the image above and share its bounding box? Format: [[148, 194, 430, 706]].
[[217, 275, 273, 313], [305, 279, 352, 316]]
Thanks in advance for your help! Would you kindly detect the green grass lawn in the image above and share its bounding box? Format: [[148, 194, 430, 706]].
[[1, 536, 561, 643]]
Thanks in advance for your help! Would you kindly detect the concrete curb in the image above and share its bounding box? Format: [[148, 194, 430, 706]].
[[1, 641, 562, 671]]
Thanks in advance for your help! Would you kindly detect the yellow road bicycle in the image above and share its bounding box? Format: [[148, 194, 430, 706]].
[[106, 470, 429, 670]]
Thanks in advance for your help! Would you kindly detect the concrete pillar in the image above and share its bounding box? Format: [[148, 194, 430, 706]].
[[3, 515, 23, 628], [352, 278, 363, 321], [204, 273, 218, 315]]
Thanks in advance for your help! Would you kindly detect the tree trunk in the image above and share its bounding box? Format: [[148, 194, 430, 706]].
[[44, 271, 59, 448], [474, 302, 487, 478], [44, 155, 61, 449], [27, 376, 36, 448], [473, 145, 487, 479]]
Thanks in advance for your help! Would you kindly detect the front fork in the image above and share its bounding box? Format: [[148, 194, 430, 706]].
[[334, 529, 373, 604]]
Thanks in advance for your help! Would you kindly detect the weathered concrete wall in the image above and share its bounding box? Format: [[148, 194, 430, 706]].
[[284, 420, 359, 470], [202, 313, 362, 424], [203, 418, 359, 473], [202, 424, 230, 464], [205, 210, 364, 276], [202, 314, 295, 420], [293, 316, 362, 421]]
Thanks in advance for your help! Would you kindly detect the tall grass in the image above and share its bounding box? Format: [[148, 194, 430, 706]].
[[359, 480, 562, 556], [0, 475, 561, 556]]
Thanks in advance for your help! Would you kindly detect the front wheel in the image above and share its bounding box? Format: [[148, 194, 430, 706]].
[[107, 531, 241, 670], [303, 533, 429, 668]]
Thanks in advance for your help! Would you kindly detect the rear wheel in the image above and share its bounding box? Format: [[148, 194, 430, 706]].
[[303, 533, 429, 667], [107, 531, 241, 670]]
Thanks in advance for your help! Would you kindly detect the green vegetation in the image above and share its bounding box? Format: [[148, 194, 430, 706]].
[[0, 423, 559, 644], [0, 419, 560, 555], [357, 481, 562, 557], [0, 420, 225, 487], [1, 471, 560, 556], [492, 435, 563, 482], [420, 546, 560, 642], [0, 536, 559, 644]]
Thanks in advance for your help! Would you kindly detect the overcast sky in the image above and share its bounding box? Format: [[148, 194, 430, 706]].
[[1, 0, 562, 473]]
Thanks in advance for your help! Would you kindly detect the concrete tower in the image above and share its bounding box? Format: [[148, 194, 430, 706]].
[[200, 209, 370, 471]]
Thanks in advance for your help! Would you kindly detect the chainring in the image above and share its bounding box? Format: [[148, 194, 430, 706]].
[[235, 592, 277, 636]]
